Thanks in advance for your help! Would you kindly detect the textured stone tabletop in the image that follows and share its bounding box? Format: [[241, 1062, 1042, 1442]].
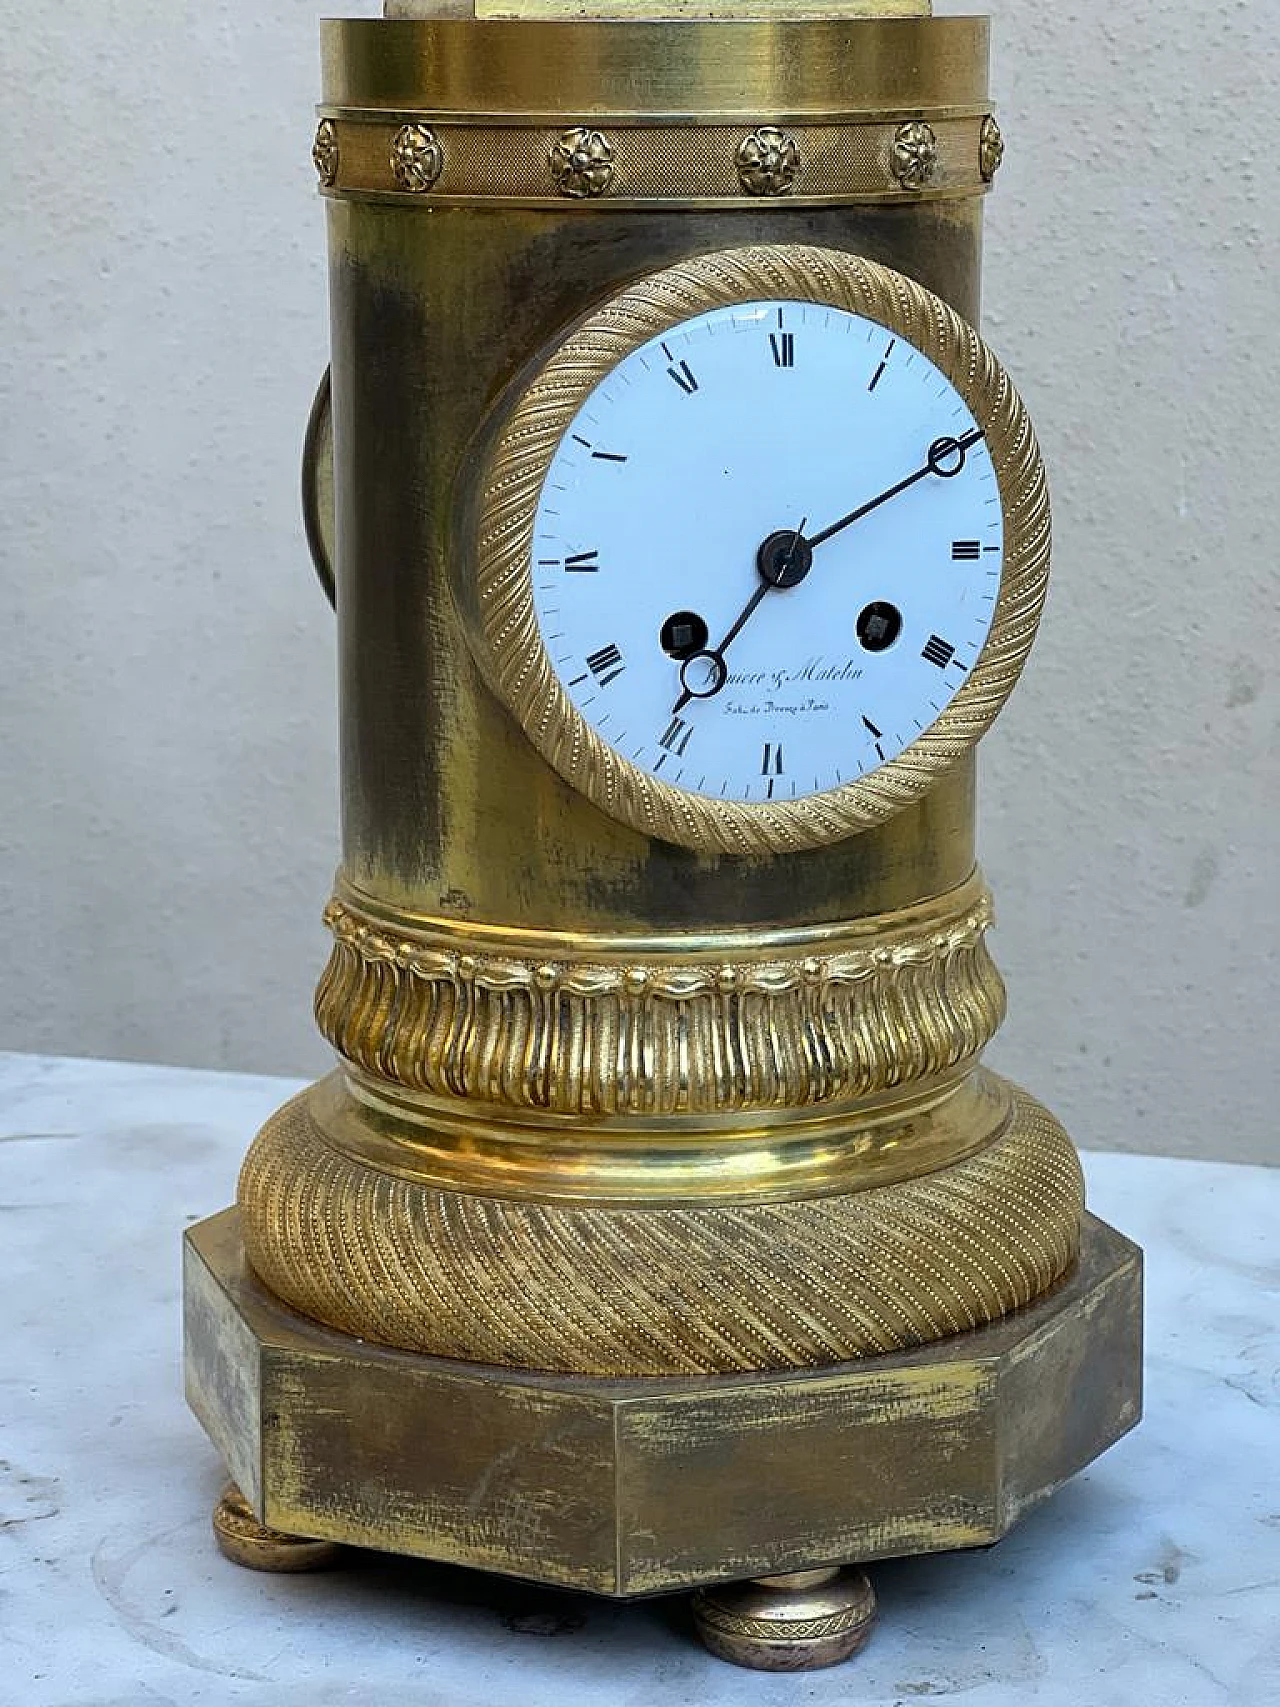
[[2, 1051, 1277, 1705]]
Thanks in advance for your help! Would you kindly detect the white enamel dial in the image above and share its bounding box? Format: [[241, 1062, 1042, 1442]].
[[528, 299, 1003, 805]]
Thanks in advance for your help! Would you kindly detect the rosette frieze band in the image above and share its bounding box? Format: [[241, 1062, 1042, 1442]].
[[312, 112, 997, 206], [314, 875, 1006, 1117]]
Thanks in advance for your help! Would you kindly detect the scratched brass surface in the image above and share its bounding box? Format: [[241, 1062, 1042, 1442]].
[[318, 14, 989, 932], [324, 18, 986, 117], [183, 19, 1138, 1594], [327, 213, 983, 930], [387, 3, 930, 20], [185, 1210, 1143, 1596]]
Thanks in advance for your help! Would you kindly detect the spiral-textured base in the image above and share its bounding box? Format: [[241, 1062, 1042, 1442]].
[[238, 1075, 1083, 1376]]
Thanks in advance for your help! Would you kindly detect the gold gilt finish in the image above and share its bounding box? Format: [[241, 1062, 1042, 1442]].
[[185, 1210, 1143, 1595], [238, 1075, 1081, 1374], [470, 246, 1049, 855], [314, 872, 1005, 1117], [311, 119, 339, 188], [321, 19, 989, 117], [891, 118, 941, 188], [240, 863, 1085, 1373], [692, 1567, 877, 1670], [313, 21, 994, 937], [548, 127, 616, 198], [736, 128, 802, 197], [980, 112, 1006, 181], [386, 1, 931, 18], [228, 6, 1078, 1380], [212, 1483, 342, 1574], [182, 8, 1141, 1664], [317, 20, 995, 212], [389, 121, 444, 190], [315, 114, 992, 207]]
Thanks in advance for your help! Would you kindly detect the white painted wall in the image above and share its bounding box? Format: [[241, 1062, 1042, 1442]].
[[2, 3, 1275, 1162]]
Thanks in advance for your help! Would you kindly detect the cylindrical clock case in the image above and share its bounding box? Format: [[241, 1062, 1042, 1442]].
[[184, 10, 1143, 1671]]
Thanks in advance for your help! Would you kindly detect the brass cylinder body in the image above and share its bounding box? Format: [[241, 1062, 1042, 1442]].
[[324, 18, 990, 932], [237, 16, 1084, 1376]]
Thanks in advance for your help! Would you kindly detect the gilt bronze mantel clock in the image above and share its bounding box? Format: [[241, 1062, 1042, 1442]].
[[184, 0, 1142, 1671]]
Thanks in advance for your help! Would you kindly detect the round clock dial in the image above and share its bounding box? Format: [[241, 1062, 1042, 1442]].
[[529, 300, 1000, 804], [474, 246, 1049, 855]]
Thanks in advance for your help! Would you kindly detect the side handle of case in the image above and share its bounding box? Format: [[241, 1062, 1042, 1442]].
[[302, 368, 336, 610]]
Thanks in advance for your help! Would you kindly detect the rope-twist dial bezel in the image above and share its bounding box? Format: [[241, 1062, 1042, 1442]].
[[473, 245, 1050, 854]]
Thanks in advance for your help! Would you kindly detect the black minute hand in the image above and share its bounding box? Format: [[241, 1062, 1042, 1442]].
[[806, 428, 985, 552], [667, 429, 985, 717]]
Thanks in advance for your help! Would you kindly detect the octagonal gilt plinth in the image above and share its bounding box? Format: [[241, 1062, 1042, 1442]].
[[184, 1211, 1141, 1597]]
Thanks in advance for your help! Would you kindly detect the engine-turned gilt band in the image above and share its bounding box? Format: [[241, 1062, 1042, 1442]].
[[238, 1073, 1083, 1376]]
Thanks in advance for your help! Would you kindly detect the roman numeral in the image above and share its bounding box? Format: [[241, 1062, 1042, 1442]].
[[564, 550, 600, 573], [585, 643, 625, 686], [922, 635, 956, 669], [659, 716, 693, 758], [952, 540, 982, 561], [662, 344, 698, 395], [868, 339, 896, 392], [761, 743, 785, 776], [770, 332, 795, 368]]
